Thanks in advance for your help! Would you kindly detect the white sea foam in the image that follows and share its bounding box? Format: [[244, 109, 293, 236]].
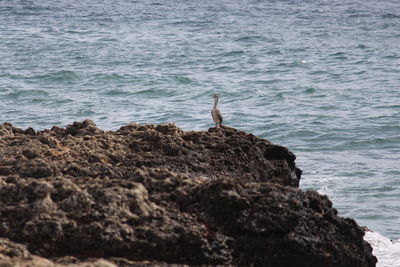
[[364, 230, 400, 266]]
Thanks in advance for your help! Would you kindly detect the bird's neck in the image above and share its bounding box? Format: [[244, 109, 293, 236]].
[[213, 99, 218, 109]]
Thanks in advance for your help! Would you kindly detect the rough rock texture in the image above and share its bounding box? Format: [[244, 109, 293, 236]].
[[0, 120, 376, 266], [0, 237, 120, 266]]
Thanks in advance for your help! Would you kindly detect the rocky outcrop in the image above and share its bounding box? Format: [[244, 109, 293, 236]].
[[0, 120, 376, 266]]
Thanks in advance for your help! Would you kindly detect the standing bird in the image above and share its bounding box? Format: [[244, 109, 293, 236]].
[[211, 94, 223, 128]]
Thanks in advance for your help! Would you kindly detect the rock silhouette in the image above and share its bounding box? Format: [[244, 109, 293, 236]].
[[0, 120, 376, 266]]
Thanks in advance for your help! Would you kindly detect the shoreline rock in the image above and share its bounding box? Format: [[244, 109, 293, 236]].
[[0, 120, 376, 266]]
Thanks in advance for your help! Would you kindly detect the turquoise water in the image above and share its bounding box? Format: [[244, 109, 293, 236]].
[[1, 0, 400, 240]]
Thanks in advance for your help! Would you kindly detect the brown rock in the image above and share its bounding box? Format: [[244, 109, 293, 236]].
[[0, 121, 376, 266]]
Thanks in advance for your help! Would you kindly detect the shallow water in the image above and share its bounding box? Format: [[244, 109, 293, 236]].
[[1, 0, 400, 247]]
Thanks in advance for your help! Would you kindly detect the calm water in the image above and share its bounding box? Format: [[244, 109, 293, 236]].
[[1, 0, 399, 243]]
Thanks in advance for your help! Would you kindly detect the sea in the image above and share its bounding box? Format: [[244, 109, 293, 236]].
[[0, 0, 399, 264]]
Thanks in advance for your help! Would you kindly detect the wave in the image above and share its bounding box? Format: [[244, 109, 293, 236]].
[[208, 66, 236, 72], [235, 35, 266, 42], [333, 137, 400, 150], [170, 75, 195, 84], [103, 89, 131, 96], [381, 13, 400, 19], [329, 52, 348, 60], [364, 230, 400, 267], [30, 70, 80, 83], [222, 50, 245, 57], [92, 73, 130, 82], [132, 88, 177, 98], [304, 87, 317, 94], [5, 89, 49, 100]]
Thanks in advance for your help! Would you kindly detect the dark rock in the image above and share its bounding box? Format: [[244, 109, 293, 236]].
[[24, 127, 36, 136], [0, 166, 12, 175], [0, 121, 376, 266], [183, 180, 376, 266], [22, 149, 39, 159], [0, 237, 121, 266], [38, 134, 59, 148], [65, 119, 103, 136], [15, 158, 53, 178], [0, 238, 31, 258], [0, 122, 19, 136]]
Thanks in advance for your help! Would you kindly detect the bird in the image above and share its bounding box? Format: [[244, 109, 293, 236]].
[[211, 94, 223, 128]]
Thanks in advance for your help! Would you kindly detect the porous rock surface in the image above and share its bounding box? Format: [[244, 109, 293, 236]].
[[0, 120, 376, 266]]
